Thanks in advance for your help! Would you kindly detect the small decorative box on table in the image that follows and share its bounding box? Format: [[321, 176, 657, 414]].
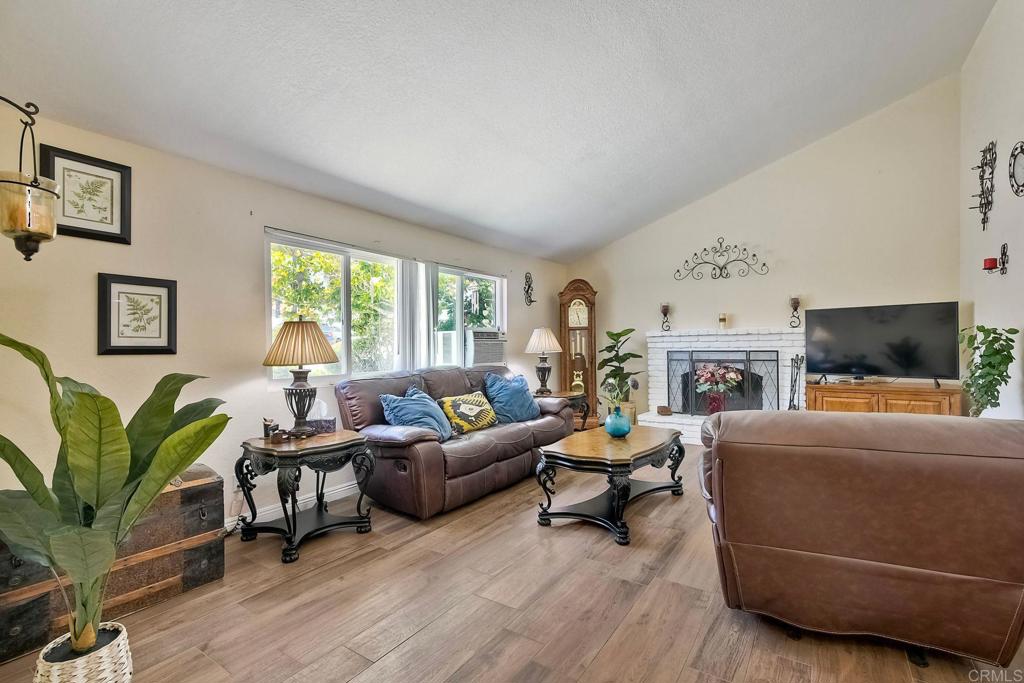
[[536, 425, 684, 545], [235, 431, 375, 563]]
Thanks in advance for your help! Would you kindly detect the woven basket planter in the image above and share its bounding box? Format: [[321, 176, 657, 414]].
[[33, 622, 133, 683]]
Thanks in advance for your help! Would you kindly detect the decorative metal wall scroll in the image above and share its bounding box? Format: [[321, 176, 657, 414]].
[[673, 237, 769, 281], [970, 141, 996, 230], [524, 272, 536, 306], [1009, 142, 1024, 197], [660, 303, 671, 331]]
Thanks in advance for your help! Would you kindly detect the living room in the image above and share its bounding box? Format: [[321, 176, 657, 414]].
[[0, 1, 1022, 682]]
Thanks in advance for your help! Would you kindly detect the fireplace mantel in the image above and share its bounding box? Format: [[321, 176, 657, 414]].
[[639, 327, 806, 442]]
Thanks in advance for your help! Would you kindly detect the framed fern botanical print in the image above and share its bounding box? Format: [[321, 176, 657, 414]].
[[98, 273, 176, 354], [41, 145, 131, 244]]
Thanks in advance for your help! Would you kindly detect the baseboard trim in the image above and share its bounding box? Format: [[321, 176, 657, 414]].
[[223, 479, 360, 531]]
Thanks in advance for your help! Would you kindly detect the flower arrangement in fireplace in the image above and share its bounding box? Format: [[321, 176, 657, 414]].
[[694, 364, 743, 414], [694, 363, 743, 394]]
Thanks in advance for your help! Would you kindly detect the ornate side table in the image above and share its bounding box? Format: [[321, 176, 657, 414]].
[[536, 425, 684, 545], [536, 390, 591, 431], [235, 431, 374, 563]]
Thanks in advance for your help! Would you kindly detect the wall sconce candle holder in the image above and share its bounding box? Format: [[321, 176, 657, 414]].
[[660, 303, 671, 331], [789, 296, 801, 328], [983, 244, 1009, 275]]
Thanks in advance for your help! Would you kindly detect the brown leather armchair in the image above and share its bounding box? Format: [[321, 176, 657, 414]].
[[336, 365, 574, 519], [700, 410, 1024, 666]]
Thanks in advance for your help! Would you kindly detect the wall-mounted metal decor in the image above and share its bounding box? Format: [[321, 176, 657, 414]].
[[673, 237, 769, 281], [789, 296, 801, 328], [1009, 141, 1024, 197], [970, 141, 996, 230], [660, 302, 671, 331], [523, 272, 536, 306]]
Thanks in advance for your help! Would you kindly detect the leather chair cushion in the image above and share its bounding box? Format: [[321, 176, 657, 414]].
[[335, 372, 422, 431], [440, 422, 533, 478], [536, 397, 570, 415], [444, 450, 532, 512], [523, 409, 573, 448], [418, 367, 471, 400], [466, 364, 514, 392]]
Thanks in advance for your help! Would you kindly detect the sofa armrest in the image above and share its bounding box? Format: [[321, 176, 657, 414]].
[[537, 397, 570, 415], [360, 424, 440, 447]]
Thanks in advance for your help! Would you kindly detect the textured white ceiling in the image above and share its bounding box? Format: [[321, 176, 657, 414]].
[[0, 1, 993, 262]]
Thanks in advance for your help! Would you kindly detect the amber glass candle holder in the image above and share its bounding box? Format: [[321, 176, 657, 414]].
[[0, 171, 59, 260]]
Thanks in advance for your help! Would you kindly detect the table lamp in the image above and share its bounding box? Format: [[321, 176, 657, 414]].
[[262, 316, 339, 437], [525, 327, 562, 395]]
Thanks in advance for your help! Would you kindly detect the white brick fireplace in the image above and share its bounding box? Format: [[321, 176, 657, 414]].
[[638, 327, 806, 442]]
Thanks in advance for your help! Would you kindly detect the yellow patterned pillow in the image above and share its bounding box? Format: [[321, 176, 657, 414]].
[[438, 391, 497, 435]]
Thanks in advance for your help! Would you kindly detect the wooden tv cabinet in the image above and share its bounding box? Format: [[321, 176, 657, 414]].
[[805, 381, 964, 416]]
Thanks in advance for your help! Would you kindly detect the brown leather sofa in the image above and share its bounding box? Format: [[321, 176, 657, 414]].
[[700, 410, 1024, 666], [336, 365, 574, 519]]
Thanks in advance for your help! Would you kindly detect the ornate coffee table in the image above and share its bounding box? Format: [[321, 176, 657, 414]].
[[235, 431, 374, 563], [536, 425, 684, 545]]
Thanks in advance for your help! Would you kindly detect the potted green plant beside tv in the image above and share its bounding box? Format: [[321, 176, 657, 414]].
[[0, 333, 229, 683], [959, 325, 1019, 417]]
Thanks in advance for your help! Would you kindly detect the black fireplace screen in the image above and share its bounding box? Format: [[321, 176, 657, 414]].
[[667, 350, 779, 415]]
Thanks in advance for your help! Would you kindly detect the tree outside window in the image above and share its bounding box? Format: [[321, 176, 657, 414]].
[[435, 271, 499, 365], [350, 258, 397, 373], [463, 275, 495, 329], [270, 244, 344, 378], [269, 242, 399, 378]]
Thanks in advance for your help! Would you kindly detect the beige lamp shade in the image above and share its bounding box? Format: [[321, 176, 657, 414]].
[[263, 319, 339, 367], [525, 327, 562, 355]]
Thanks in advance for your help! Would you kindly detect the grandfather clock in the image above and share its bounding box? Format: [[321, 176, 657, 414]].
[[558, 279, 597, 417]]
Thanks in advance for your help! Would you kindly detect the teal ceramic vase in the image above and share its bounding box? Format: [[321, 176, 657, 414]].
[[605, 406, 631, 438]]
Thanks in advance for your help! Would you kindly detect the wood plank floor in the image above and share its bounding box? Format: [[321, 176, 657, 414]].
[[3, 463, 1022, 682]]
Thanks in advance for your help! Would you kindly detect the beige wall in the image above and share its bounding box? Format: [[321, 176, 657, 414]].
[[571, 76, 961, 413], [0, 118, 567, 506], [960, 0, 1023, 419]]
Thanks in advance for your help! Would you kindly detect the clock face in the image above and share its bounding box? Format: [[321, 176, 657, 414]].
[[568, 299, 589, 328]]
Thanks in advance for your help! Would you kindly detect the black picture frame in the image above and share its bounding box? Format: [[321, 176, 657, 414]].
[[40, 144, 132, 245], [98, 273, 176, 355]]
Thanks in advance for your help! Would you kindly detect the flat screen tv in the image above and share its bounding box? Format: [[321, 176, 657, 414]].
[[805, 302, 959, 380]]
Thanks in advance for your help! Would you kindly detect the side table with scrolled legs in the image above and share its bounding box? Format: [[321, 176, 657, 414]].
[[235, 431, 375, 563]]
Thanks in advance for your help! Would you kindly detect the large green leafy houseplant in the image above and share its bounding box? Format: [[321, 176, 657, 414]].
[[959, 325, 1018, 417], [598, 328, 643, 403], [0, 333, 229, 653]]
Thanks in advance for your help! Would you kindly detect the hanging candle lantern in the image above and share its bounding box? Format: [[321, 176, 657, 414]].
[[0, 97, 60, 261]]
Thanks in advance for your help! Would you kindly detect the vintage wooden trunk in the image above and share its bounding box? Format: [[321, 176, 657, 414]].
[[0, 464, 225, 662]]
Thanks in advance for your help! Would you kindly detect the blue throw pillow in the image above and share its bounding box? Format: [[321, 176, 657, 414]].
[[379, 386, 452, 441], [484, 372, 541, 423]]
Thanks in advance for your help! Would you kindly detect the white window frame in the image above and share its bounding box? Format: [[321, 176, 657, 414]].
[[265, 229, 404, 386], [435, 266, 507, 366]]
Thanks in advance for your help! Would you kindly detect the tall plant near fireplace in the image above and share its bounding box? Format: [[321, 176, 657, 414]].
[[599, 328, 644, 419]]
